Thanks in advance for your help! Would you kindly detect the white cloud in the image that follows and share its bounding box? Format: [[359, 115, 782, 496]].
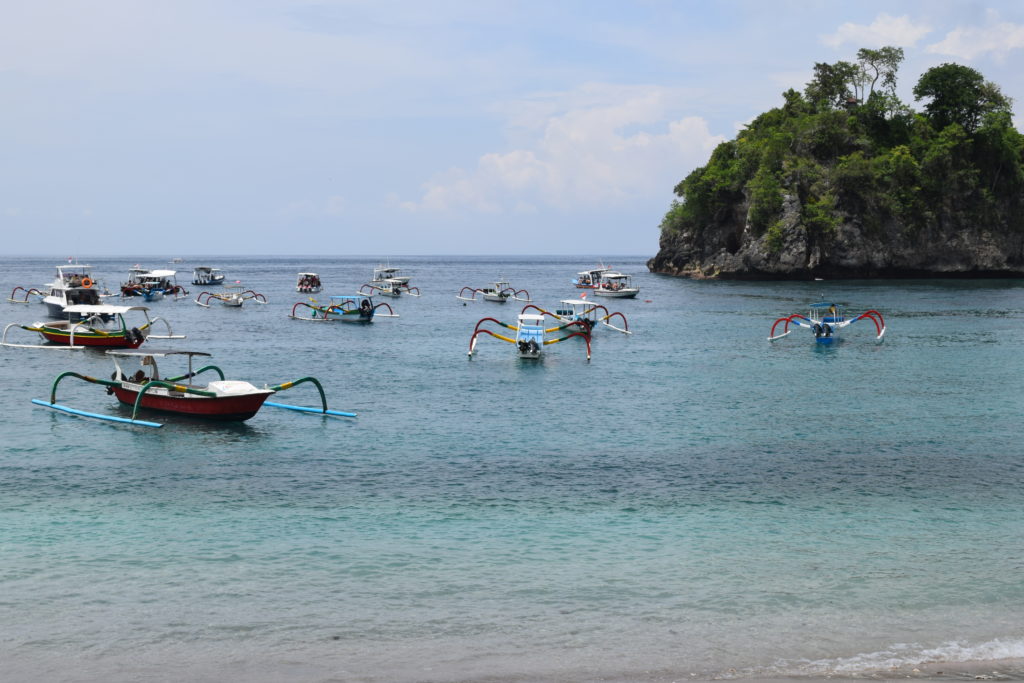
[[821, 13, 932, 49], [926, 10, 1024, 61], [402, 84, 723, 214]]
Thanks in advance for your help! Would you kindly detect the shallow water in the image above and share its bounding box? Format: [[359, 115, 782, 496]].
[[1, 256, 1023, 681]]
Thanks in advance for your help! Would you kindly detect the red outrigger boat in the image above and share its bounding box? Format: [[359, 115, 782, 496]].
[[1, 305, 182, 350], [32, 349, 356, 427]]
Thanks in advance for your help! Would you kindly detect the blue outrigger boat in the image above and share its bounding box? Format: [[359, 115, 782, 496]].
[[769, 302, 885, 344]]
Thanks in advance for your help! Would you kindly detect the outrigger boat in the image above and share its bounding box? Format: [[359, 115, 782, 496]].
[[573, 264, 612, 289], [191, 266, 225, 286], [2, 304, 183, 350], [372, 265, 410, 286], [359, 279, 420, 298], [296, 273, 322, 293], [768, 302, 886, 344], [361, 265, 419, 297], [32, 349, 356, 428], [457, 280, 531, 303], [121, 268, 188, 301], [8, 287, 45, 305], [468, 313, 591, 360], [195, 284, 267, 308], [594, 272, 639, 299], [289, 295, 398, 323], [521, 299, 631, 335]]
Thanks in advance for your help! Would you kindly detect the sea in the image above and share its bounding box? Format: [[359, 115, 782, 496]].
[[1, 255, 1023, 682]]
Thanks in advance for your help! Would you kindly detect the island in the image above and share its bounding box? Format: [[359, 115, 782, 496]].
[[648, 48, 1024, 279]]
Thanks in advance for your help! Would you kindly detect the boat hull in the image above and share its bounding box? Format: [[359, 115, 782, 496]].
[[110, 386, 272, 421], [39, 329, 142, 348], [594, 289, 638, 298]]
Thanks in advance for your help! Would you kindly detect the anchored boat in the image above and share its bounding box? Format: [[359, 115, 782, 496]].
[[522, 299, 631, 335], [2, 304, 183, 350], [296, 273, 322, 293], [594, 272, 639, 299], [572, 264, 612, 289], [41, 263, 105, 317], [32, 349, 356, 427], [468, 313, 591, 360], [121, 268, 188, 301], [457, 280, 531, 303], [195, 284, 267, 308], [191, 266, 225, 286], [289, 295, 398, 323], [768, 302, 885, 344]]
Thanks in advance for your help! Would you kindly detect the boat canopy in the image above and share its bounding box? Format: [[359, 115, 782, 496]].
[[106, 348, 211, 358], [560, 299, 590, 306], [62, 304, 150, 316], [147, 269, 177, 278]]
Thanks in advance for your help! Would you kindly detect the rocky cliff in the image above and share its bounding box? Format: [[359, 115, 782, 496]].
[[648, 192, 1024, 279]]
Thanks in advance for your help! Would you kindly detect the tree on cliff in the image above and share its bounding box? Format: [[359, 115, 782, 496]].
[[912, 62, 1012, 133]]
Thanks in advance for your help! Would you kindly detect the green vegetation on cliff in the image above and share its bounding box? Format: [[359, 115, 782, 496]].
[[660, 49, 1024, 251]]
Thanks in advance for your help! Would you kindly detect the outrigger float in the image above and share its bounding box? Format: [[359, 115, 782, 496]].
[[194, 284, 267, 308], [457, 280, 531, 303], [468, 313, 592, 360], [8, 287, 45, 304], [768, 302, 886, 344], [2, 304, 183, 350], [32, 349, 356, 428], [289, 295, 398, 323], [521, 299, 631, 335]]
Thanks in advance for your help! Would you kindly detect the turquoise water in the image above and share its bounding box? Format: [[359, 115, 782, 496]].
[[2, 256, 1023, 681]]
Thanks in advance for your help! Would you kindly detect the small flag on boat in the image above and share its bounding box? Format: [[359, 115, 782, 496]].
[[581, 292, 586, 299]]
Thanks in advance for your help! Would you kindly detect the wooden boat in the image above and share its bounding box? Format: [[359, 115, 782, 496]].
[[121, 268, 188, 301], [522, 299, 631, 335], [457, 280, 530, 303], [32, 349, 356, 427], [769, 302, 885, 344], [195, 285, 267, 308], [296, 273, 322, 293], [468, 313, 591, 360], [2, 304, 183, 350], [289, 295, 398, 323], [192, 266, 225, 286], [593, 272, 639, 299]]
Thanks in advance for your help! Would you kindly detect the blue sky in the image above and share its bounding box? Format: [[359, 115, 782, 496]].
[[3, 1, 1023, 256]]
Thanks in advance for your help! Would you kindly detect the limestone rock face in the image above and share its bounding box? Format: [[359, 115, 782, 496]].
[[648, 193, 1024, 279]]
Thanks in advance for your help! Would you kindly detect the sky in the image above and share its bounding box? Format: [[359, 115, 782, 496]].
[[3, 1, 1023, 257]]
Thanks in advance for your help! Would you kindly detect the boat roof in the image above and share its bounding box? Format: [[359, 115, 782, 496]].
[[193, 265, 219, 271], [810, 301, 839, 308], [578, 266, 610, 274], [106, 349, 211, 358], [57, 263, 93, 270], [519, 313, 544, 323], [63, 304, 149, 315], [298, 272, 318, 276], [560, 299, 590, 306], [602, 272, 629, 278], [146, 269, 176, 277], [329, 294, 370, 301]]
